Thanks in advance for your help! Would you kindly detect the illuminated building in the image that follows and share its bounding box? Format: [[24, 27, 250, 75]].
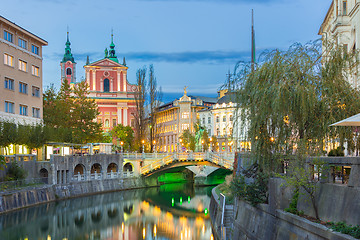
[[60, 33, 138, 132]]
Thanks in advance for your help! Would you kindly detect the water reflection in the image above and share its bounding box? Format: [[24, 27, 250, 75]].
[[0, 183, 215, 240]]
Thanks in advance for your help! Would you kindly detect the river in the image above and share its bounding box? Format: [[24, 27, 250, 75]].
[[0, 182, 217, 240]]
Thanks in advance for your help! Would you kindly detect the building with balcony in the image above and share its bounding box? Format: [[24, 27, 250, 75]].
[[0, 15, 47, 125]]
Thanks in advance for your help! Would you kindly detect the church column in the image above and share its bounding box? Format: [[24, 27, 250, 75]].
[[123, 72, 127, 91], [92, 70, 96, 90], [123, 108, 128, 126], [117, 72, 121, 91], [86, 71, 90, 90], [110, 79, 113, 92], [117, 107, 122, 125], [100, 78, 103, 92]]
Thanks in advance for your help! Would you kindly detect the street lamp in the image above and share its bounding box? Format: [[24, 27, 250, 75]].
[[142, 140, 145, 153], [120, 141, 124, 153], [209, 137, 212, 152], [153, 140, 156, 153], [201, 140, 204, 152]]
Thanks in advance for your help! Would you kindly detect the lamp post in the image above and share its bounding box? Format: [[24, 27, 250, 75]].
[[201, 140, 204, 152], [142, 140, 145, 153], [153, 140, 156, 153], [179, 138, 183, 152], [120, 141, 124, 153], [209, 137, 212, 152]]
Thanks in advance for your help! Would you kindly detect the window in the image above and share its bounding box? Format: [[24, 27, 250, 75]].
[[32, 66, 39, 76], [4, 31, 13, 43], [216, 128, 220, 136], [104, 78, 109, 92], [202, 117, 205, 125], [182, 112, 189, 119], [113, 119, 117, 127], [18, 38, 27, 49], [4, 53, 14, 66], [19, 82, 28, 94], [31, 45, 39, 55], [216, 116, 220, 123], [19, 105, 28, 116], [4, 78, 14, 90], [32, 86, 40, 97], [208, 117, 211, 124], [105, 119, 110, 127], [343, 1, 347, 15], [223, 115, 226, 122], [182, 124, 189, 130], [66, 68, 72, 75], [230, 115, 233, 121], [32, 107, 40, 118], [18, 59, 27, 71], [5, 101, 14, 113]]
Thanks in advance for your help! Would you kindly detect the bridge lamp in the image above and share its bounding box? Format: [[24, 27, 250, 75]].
[[153, 140, 156, 153], [120, 141, 124, 153], [142, 140, 145, 153]]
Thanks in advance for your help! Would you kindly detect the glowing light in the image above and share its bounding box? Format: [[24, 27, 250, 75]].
[[47, 235, 51, 240], [210, 234, 214, 240], [188, 196, 191, 203], [143, 227, 146, 239], [180, 197, 182, 204], [204, 208, 208, 215], [153, 206, 161, 216], [122, 222, 124, 233], [195, 217, 204, 226], [202, 224, 205, 234], [270, 137, 275, 142], [172, 197, 174, 207], [154, 224, 157, 237], [166, 212, 173, 220]]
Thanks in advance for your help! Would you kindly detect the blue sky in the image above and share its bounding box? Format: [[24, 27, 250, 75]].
[[1, 0, 330, 102]]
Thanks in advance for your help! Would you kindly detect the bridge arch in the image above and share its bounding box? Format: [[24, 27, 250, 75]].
[[123, 162, 133, 172], [107, 163, 118, 173], [91, 163, 102, 174], [91, 211, 102, 223], [74, 164, 86, 175]]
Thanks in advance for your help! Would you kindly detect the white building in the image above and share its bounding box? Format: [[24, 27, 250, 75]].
[[320, 0, 360, 88]]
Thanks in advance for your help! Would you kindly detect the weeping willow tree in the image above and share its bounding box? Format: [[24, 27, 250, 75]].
[[230, 40, 360, 172]]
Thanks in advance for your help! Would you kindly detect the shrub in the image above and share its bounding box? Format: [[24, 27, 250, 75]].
[[5, 161, 27, 181]]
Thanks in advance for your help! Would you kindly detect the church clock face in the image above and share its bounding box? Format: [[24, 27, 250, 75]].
[[104, 71, 110, 77]]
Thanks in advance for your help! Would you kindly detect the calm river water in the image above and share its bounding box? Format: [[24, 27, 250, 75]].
[[0, 183, 216, 240]]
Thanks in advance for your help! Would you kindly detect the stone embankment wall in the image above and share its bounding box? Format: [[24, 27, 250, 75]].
[[210, 178, 357, 240], [0, 177, 156, 214]]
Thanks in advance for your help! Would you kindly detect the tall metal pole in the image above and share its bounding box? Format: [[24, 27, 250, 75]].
[[251, 9, 256, 72]]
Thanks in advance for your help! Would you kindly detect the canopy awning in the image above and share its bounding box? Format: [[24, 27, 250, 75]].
[[330, 113, 360, 126]]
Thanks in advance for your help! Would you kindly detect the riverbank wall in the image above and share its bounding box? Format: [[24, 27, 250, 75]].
[[210, 178, 357, 240], [0, 177, 157, 214]]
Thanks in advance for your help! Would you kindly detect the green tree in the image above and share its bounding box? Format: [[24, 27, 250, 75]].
[[0, 121, 17, 154], [111, 124, 135, 151], [134, 67, 147, 152], [232, 41, 360, 172], [180, 129, 196, 151], [72, 81, 103, 143]]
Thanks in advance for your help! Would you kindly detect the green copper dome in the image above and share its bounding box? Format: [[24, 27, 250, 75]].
[[106, 33, 118, 63], [61, 32, 75, 63]]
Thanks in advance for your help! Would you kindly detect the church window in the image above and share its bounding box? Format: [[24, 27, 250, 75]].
[[66, 67, 72, 75], [104, 78, 110, 92], [105, 119, 110, 127], [343, 1, 347, 15]]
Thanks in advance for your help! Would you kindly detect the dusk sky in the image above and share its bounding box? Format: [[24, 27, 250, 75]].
[[1, 0, 330, 102]]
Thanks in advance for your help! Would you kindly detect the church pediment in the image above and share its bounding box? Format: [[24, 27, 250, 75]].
[[87, 58, 127, 68]]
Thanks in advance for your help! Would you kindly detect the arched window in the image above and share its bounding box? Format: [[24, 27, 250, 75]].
[[66, 67, 72, 76], [104, 78, 110, 92], [105, 119, 110, 127]]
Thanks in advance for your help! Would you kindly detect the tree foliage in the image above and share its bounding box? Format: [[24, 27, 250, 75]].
[[111, 124, 135, 151], [231, 41, 360, 172], [133, 67, 147, 151], [43, 79, 103, 144]]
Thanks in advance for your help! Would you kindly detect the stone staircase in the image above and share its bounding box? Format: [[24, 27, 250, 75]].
[[224, 205, 234, 239]]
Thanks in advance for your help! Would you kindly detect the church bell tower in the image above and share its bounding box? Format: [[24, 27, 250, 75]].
[[60, 31, 76, 85]]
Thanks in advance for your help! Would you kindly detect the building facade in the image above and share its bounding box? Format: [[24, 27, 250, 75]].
[[0, 15, 47, 125], [320, 0, 360, 88], [198, 91, 249, 152], [61, 34, 138, 132], [154, 89, 216, 152]]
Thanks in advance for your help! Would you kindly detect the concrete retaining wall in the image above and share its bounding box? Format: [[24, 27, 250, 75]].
[[0, 177, 155, 214], [210, 185, 356, 240]]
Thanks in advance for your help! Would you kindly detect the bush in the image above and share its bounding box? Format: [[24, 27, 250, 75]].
[[230, 171, 268, 206], [5, 161, 27, 181], [327, 221, 360, 238], [328, 147, 344, 156]]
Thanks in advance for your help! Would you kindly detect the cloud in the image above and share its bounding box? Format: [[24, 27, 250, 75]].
[[124, 50, 251, 64], [46, 50, 251, 64]]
